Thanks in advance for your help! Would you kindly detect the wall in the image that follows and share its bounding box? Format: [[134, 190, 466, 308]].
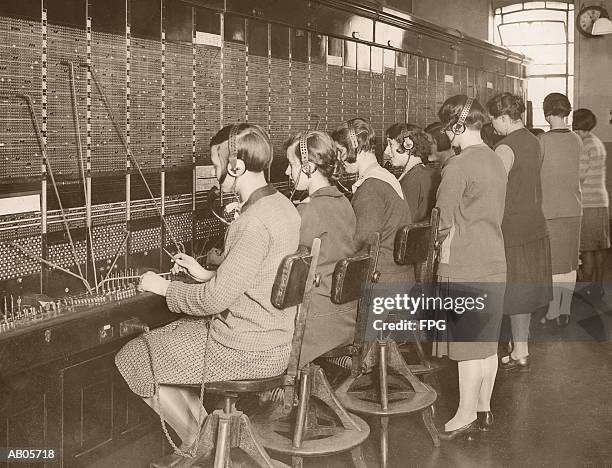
[[574, 0, 612, 146], [412, 0, 492, 42]]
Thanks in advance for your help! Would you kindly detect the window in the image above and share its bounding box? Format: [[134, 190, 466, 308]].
[[493, 2, 574, 129]]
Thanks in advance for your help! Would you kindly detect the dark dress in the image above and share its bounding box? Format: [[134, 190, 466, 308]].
[[297, 186, 359, 365], [399, 163, 442, 223], [494, 128, 553, 315]]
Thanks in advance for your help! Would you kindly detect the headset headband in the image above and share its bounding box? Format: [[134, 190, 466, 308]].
[[299, 133, 309, 166], [348, 127, 359, 149], [228, 124, 238, 170], [457, 97, 475, 128]]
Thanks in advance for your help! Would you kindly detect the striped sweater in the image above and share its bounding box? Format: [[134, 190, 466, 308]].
[[579, 132, 609, 209]]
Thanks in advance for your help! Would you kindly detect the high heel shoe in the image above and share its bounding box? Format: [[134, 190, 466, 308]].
[[500, 355, 530, 372], [438, 421, 478, 440], [477, 411, 493, 432]]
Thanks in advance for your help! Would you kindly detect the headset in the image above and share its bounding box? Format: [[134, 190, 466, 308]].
[[395, 129, 415, 154], [451, 97, 475, 135], [345, 124, 368, 163], [299, 132, 313, 177], [226, 124, 246, 177]]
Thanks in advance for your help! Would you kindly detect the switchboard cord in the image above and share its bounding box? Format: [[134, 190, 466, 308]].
[[86, 64, 184, 254], [15, 93, 92, 294], [62, 61, 99, 291]]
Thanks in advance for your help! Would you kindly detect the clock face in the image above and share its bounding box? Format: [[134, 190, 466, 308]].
[[578, 6, 606, 36]]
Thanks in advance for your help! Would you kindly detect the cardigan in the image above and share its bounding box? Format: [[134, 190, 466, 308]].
[[436, 144, 507, 279], [165, 185, 301, 352]]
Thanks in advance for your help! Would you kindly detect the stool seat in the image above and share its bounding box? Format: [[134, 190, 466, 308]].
[[181, 375, 286, 394]]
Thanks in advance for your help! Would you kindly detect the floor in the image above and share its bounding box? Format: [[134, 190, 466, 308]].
[[92, 287, 612, 468]]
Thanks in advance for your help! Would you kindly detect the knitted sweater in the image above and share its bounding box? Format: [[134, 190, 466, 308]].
[[579, 132, 609, 209], [165, 185, 300, 352]]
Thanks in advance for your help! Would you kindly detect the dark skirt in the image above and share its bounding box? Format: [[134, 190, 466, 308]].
[[580, 207, 610, 251], [504, 235, 553, 315], [547, 216, 581, 274], [432, 272, 506, 361]]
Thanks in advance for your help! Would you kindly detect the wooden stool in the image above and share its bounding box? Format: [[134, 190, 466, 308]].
[[333, 230, 440, 468], [252, 242, 375, 468], [150, 239, 322, 468], [394, 207, 442, 384]]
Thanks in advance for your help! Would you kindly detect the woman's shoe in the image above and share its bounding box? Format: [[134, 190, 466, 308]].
[[538, 316, 563, 330], [438, 421, 478, 440], [477, 411, 494, 432], [500, 355, 530, 372], [557, 315, 570, 327]]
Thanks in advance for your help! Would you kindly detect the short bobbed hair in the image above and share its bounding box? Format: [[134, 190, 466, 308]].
[[572, 108, 597, 132], [210, 123, 272, 172], [438, 95, 488, 132]]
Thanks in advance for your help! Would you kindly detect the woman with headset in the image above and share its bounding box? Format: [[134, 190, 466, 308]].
[[331, 118, 414, 285], [115, 123, 301, 454], [284, 130, 358, 364], [385, 123, 441, 223], [434, 95, 507, 439]]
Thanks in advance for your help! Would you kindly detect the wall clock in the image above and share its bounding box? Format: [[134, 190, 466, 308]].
[[576, 5, 610, 37]]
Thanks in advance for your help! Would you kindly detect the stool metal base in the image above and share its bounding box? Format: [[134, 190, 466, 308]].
[[253, 364, 370, 468], [335, 340, 440, 468], [150, 408, 289, 468]]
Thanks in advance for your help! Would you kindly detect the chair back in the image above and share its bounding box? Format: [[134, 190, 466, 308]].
[[270, 238, 321, 410], [329, 233, 381, 374], [393, 207, 440, 283]]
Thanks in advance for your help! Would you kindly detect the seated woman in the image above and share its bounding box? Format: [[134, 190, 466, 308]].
[[115, 123, 300, 451], [331, 118, 414, 286], [385, 123, 441, 223], [284, 130, 358, 365]]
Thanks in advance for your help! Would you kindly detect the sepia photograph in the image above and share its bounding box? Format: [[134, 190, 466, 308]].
[[0, 0, 610, 466]]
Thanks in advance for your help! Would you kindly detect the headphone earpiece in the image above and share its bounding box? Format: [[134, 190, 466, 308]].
[[451, 97, 475, 136], [226, 124, 246, 178]]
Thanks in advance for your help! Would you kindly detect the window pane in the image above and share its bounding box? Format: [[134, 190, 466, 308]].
[[499, 21, 566, 46], [511, 44, 567, 64], [501, 9, 567, 22], [546, 2, 571, 9], [525, 2, 547, 9], [528, 76, 568, 126], [502, 4, 523, 13], [528, 63, 567, 75]]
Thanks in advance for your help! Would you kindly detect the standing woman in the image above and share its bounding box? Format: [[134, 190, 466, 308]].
[[331, 118, 414, 284], [115, 124, 300, 452], [434, 95, 507, 438], [573, 108, 609, 300], [284, 130, 358, 365], [486, 92, 552, 371], [385, 123, 441, 223], [538, 93, 583, 327]]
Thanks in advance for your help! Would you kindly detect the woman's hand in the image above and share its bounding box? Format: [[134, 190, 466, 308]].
[[138, 272, 170, 296], [172, 253, 214, 282]]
